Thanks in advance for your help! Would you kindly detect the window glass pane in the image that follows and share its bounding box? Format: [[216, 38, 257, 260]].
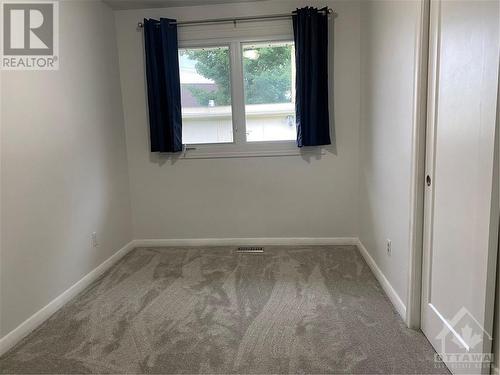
[[179, 46, 233, 144], [242, 41, 296, 142]]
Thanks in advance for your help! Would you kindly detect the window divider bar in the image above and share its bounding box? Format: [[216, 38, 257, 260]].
[[229, 41, 247, 145]]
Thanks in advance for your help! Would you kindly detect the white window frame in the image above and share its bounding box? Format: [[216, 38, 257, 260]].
[[178, 33, 317, 159]]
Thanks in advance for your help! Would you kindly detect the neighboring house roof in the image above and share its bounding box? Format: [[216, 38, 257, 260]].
[[181, 83, 217, 107]]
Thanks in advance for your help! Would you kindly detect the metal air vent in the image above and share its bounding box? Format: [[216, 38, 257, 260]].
[[235, 246, 264, 253]]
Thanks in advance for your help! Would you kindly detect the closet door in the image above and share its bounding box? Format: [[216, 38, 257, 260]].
[[421, 1, 499, 374]]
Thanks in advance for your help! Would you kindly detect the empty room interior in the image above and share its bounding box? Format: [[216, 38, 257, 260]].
[[0, 0, 499, 374]]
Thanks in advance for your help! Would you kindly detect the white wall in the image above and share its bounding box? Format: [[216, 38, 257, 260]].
[[358, 0, 421, 308], [0, 1, 133, 336], [114, 0, 361, 240]]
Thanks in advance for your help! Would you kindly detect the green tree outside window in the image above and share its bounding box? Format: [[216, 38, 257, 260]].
[[182, 44, 293, 107]]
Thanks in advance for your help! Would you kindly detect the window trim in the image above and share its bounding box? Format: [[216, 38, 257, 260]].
[[178, 35, 302, 158]]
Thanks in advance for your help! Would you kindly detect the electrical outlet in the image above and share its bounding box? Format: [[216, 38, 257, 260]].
[[92, 232, 98, 248], [386, 239, 392, 256]]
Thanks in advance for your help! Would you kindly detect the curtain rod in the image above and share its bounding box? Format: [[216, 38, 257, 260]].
[[137, 8, 335, 29]]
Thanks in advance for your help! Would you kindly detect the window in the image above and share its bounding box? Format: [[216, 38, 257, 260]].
[[243, 41, 296, 142], [178, 36, 302, 158], [179, 46, 233, 144]]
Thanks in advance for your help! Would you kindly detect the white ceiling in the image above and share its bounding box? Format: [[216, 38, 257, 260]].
[[103, 0, 265, 10]]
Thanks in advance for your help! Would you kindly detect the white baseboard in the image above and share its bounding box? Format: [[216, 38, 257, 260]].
[[132, 237, 358, 248], [355, 239, 407, 320], [0, 240, 135, 357]]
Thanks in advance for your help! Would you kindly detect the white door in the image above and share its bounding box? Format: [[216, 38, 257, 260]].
[[421, 0, 499, 374]]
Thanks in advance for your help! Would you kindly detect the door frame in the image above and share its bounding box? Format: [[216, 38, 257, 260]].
[[406, 0, 430, 329]]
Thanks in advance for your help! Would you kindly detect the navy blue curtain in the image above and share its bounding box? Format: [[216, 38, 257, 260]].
[[143, 18, 182, 153], [292, 7, 331, 147]]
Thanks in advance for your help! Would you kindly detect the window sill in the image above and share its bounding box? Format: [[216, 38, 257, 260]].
[[178, 146, 328, 159]]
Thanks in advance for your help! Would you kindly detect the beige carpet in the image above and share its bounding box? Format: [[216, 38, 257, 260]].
[[0, 245, 448, 374]]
